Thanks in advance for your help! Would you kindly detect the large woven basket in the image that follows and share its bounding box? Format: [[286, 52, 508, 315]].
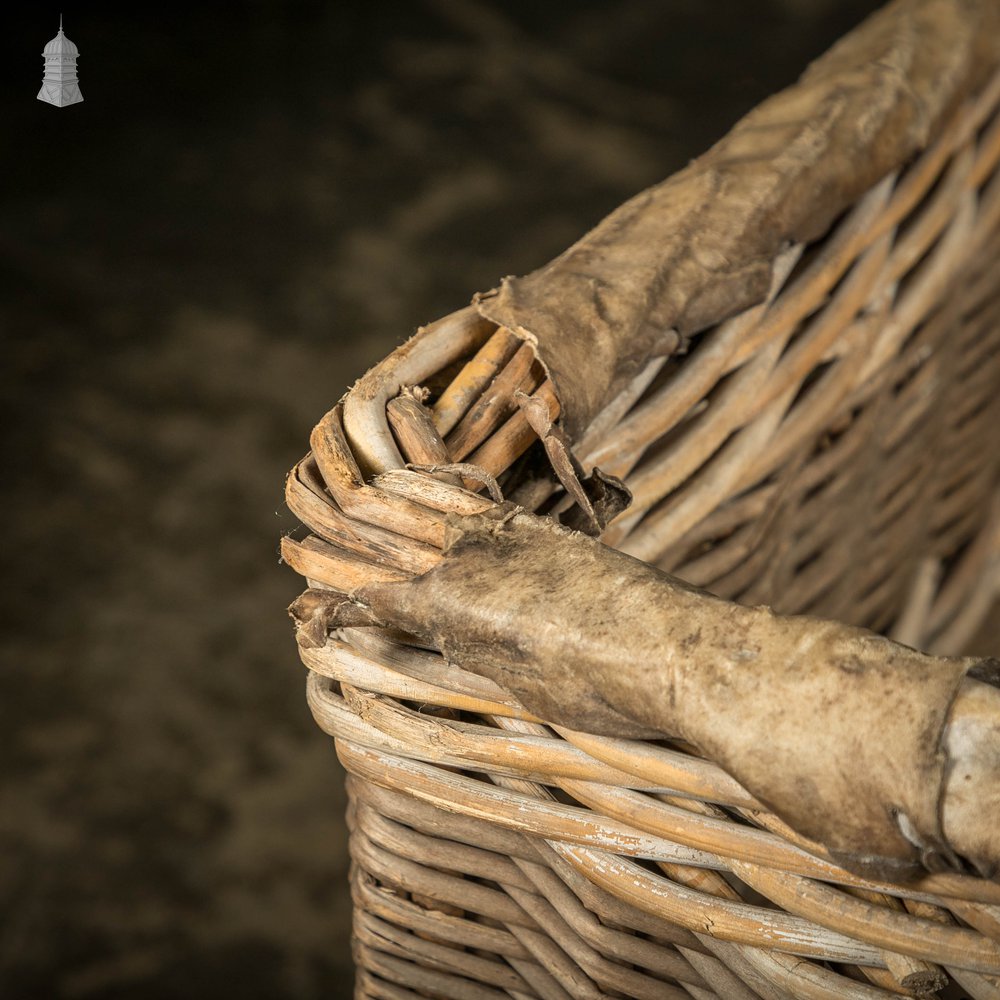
[[283, 1, 1000, 996]]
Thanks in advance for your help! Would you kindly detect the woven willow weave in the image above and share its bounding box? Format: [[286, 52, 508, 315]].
[[283, 0, 1000, 996]]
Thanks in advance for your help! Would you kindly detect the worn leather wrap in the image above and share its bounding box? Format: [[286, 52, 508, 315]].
[[474, 0, 1000, 440], [356, 511, 997, 882]]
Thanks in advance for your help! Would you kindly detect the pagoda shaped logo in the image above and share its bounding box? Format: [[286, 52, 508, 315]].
[[38, 16, 83, 108]]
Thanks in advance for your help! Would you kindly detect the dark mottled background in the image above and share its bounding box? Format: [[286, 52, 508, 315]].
[[1, 2, 884, 997]]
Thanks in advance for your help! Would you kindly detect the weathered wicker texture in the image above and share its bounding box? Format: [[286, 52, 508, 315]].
[[283, 5, 1000, 998]]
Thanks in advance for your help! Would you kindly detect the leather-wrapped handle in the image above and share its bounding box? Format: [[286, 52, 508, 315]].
[[473, 0, 1000, 440], [304, 508, 1000, 884]]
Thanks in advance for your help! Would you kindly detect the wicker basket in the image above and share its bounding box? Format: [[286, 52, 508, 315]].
[[283, 1, 1000, 996]]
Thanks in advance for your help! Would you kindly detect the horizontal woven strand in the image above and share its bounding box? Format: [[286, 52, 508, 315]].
[[355, 909, 535, 995], [355, 943, 514, 1000], [339, 739, 723, 868], [351, 871, 533, 962], [731, 863, 1000, 975]]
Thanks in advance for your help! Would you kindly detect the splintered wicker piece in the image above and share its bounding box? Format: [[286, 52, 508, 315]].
[[283, 0, 1000, 996]]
